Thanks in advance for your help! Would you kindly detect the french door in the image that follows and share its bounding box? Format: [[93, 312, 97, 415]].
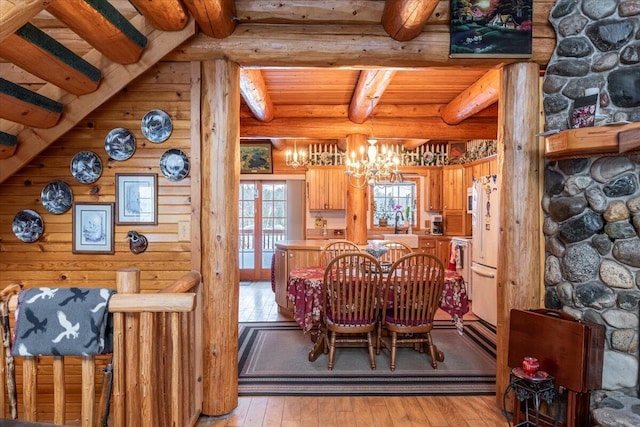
[[239, 181, 287, 281]]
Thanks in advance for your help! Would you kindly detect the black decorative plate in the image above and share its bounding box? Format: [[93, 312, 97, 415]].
[[105, 127, 136, 161], [70, 151, 102, 184], [41, 181, 73, 214], [12, 209, 44, 243], [141, 109, 172, 143], [160, 148, 190, 181]]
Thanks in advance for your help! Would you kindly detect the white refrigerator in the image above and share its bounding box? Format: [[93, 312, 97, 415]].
[[471, 174, 500, 326]]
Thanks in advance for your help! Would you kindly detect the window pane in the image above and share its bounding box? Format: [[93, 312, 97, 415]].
[[372, 182, 416, 227]]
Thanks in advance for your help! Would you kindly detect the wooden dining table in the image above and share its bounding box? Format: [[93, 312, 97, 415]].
[[287, 265, 470, 360]]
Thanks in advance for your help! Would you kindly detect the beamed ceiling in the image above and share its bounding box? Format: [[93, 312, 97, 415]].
[[0, 0, 557, 184]]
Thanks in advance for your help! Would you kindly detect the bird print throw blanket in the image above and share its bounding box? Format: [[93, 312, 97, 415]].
[[11, 287, 116, 356]]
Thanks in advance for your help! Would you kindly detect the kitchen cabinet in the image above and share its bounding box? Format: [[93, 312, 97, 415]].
[[307, 166, 346, 210], [442, 165, 464, 210], [423, 167, 442, 211], [443, 210, 464, 236], [464, 155, 497, 188], [273, 246, 321, 314], [418, 236, 452, 268], [274, 248, 290, 311]]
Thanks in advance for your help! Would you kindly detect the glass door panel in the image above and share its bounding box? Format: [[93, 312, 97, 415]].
[[239, 181, 287, 280]]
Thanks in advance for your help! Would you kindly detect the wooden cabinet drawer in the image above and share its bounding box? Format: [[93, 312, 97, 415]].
[[419, 237, 436, 249]]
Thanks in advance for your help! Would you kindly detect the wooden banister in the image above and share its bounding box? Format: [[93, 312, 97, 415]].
[[0, 268, 202, 425]]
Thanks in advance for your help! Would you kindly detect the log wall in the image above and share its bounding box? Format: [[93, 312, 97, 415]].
[[0, 62, 193, 291]]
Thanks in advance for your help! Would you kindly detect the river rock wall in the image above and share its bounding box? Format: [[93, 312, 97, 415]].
[[543, 156, 640, 394], [544, 0, 640, 131]]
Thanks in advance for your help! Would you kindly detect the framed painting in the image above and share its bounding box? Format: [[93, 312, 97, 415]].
[[72, 202, 115, 254], [240, 143, 273, 174], [115, 173, 158, 225], [450, 0, 532, 58]]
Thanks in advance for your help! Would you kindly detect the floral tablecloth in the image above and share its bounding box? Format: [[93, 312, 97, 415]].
[[287, 266, 325, 334], [287, 266, 470, 334]]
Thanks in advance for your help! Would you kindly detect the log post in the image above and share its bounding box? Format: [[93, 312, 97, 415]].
[[345, 134, 369, 244], [114, 267, 140, 427], [201, 59, 240, 415], [495, 62, 542, 407]]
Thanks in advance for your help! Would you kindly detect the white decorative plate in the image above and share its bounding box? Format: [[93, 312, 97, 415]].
[[105, 127, 136, 161], [70, 151, 102, 184], [160, 148, 190, 181], [141, 109, 172, 143], [41, 181, 73, 214], [12, 209, 44, 243]]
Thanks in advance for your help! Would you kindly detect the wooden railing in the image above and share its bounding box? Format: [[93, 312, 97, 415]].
[[0, 267, 202, 427]]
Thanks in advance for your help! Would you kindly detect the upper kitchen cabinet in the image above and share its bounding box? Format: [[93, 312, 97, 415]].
[[423, 167, 442, 211], [307, 166, 346, 210], [442, 165, 464, 210], [464, 155, 498, 189]]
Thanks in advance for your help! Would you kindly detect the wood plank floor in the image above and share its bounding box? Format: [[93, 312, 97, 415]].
[[196, 395, 507, 426], [196, 282, 505, 427]]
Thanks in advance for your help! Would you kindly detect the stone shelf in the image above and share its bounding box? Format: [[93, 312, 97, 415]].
[[544, 122, 640, 159]]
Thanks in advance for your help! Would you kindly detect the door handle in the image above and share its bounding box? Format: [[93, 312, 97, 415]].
[[471, 265, 495, 279]]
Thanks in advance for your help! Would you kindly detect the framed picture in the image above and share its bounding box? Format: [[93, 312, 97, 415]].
[[570, 94, 598, 129], [72, 202, 115, 254], [240, 143, 273, 174], [116, 173, 158, 225], [450, 0, 532, 58]]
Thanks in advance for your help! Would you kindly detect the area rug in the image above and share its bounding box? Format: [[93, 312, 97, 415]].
[[238, 320, 496, 396]]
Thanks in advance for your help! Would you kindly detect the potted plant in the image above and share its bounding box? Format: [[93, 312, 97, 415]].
[[374, 202, 391, 227]]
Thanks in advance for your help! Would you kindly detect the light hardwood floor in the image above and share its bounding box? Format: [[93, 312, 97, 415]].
[[196, 282, 506, 427]]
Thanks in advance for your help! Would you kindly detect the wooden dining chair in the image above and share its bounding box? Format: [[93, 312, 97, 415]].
[[377, 252, 446, 371], [379, 240, 412, 264], [322, 252, 382, 370], [320, 239, 360, 266]]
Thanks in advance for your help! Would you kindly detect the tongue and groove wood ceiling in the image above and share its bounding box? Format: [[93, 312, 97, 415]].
[[0, 0, 556, 183]]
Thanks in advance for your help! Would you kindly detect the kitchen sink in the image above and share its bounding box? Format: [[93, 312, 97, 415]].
[[381, 234, 420, 249]]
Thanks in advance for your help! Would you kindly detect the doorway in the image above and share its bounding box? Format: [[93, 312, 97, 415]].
[[239, 180, 287, 281]]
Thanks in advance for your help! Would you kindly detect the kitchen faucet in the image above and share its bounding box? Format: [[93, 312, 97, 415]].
[[394, 211, 404, 234]]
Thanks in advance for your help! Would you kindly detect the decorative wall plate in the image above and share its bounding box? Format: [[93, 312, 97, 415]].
[[12, 209, 44, 243], [141, 109, 172, 143], [105, 127, 136, 161], [71, 151, 102, 184], [41, 181, 73, 214], [160, 148, 190, 181]]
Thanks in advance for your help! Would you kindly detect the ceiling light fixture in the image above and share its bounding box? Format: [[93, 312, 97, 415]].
[[285, 141, 308, 168], [345, 102, 402, 188]]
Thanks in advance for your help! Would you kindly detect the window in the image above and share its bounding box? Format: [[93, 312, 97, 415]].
[[371, 179, 418, 229]]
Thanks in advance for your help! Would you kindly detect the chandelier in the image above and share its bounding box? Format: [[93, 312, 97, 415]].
[[285, 141, 309, 168], [345, 138, 402, 188]]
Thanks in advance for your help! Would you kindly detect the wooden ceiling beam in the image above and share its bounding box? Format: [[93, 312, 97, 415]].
[[0, 0, 51, 43], [270, 138, 287, 150], [46, 0, 148, 64], [240, 69, 274, 122], [182, 0, 237, 38], [348, 69, 396, 124], [382, 0, 439, 41], [241, 116, 497, 140], [441, 68, 501, 125], [402, 139, 430, 151], [0, 130, 18, 159], [0, 24, 102, 96], [166, 24, 555, 67], [0, 15, 196, 185], [0, 78, 62, 128], [241, 103, 498, 119], [127, 0, 189, 31]]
